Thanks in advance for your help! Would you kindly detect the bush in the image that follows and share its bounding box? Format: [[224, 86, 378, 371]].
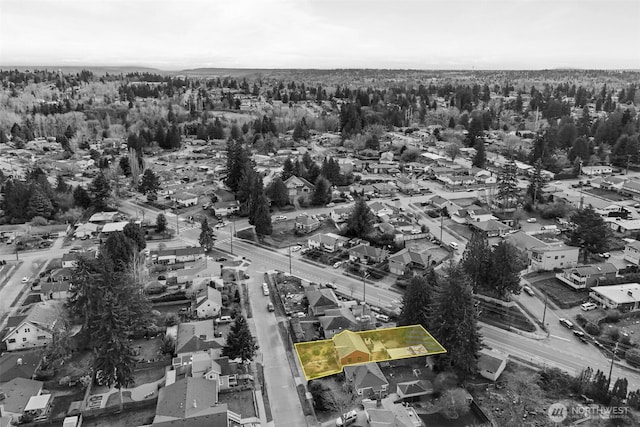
[[575, 314, 587, 327], [605, 310, 621, 323], [585, 322, 601, 336], [626, 348, 640, 367], [607, 326, 620, 341]]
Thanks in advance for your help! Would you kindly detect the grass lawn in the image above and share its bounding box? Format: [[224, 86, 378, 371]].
[[50, 390, 86, 419], [219, 389, 256, 418], [264, 220, 337, 249], [585, 188, 629, 202], [81, 406, 156, 427], [477, 299, 536, 332], [133, 366, 166, 386], [533, 278, 588, 309], [105, 390, 134, 407], [131, 337, 163, 362], [447, 222, 473, 241]]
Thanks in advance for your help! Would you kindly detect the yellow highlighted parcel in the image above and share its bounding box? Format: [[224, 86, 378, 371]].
[[294, 325, 447, 380]]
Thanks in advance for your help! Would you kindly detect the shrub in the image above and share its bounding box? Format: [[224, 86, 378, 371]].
[[585, 322, 600, 336], [575, 314, 587, 327], [626, 348, 640, 367], [607, 326, 620, 341], [605, 310, 621, 323]]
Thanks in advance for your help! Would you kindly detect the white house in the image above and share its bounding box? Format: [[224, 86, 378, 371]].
[[195, 287, 223, 319], [172, 192, 198, 207], [307, 233, 349, 252], [506, 231, 579, 272], [2, 302, 61, 352], [624, 241, 640, 265], [368, 201, 394, 217], [582, 165, 613, 176], [477, 349, 508, 381], [590, 283, 640, 312]]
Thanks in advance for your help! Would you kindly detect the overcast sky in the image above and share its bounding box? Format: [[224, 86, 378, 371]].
[[1, 0, 639, 70]]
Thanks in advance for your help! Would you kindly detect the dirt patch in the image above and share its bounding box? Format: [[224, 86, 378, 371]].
[[534, 277, 588, 309], [81, 406, 156, 427], [219, 389, 256, 418], [265, 220, 337, 249]]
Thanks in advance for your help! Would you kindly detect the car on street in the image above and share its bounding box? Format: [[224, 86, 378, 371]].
[[333, 261, 343, 269], [598, 252, 611, 259], [581, 302, 598, 311], [325, 283, 336, 290], [526, 218, 537, 223], [215, 257, 227, 262], [559, 318, 574, 329], [274, 215, 287, 221], [267, 302, 274, 312], [336, 410, 358, 426], [391, 197, 400, 201], [522, 285, 535, 296], [290, 245, 302, 252], [573, 330, 589, 344], [326, 202, 336, 207], [21, 276, 30, 283]]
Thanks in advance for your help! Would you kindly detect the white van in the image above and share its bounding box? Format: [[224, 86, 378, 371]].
[[449, 242, 459, 250], [262, 283, 270, 296]]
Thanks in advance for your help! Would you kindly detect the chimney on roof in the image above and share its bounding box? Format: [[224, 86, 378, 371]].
[[16, 358, 23, 366], [193, 399, 197, 409]]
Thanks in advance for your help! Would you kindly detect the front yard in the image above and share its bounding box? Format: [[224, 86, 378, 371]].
[[530, 277, 588, 309]]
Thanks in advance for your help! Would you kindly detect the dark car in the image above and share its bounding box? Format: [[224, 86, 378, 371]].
[[215, 257, 227, 262], [325, 283, 336, 290], [573, 330, 589, 344]]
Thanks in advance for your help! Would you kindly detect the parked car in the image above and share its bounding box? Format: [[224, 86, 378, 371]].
[[215, 257, 227, 262], [599, 252, 611, 259], [326, 202, 336, 207], [522, 285, 535, 296], [573, 330, 589, 344], [526, 218, 537, 223], [333, 261, 343, 269], [216, 316, 232, 324], [267, 302, 274, 312], [275, 215, 287, 221], [290, 245, 302, 252], [375, 313, 390, 322], [581, 302, 598, 311], [21, 276, 30, 283], [336, 410, 358, 427], [325, 283, 336, 290], [559, 318, 574, 329]]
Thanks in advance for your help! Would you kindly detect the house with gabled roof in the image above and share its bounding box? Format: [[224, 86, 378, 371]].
[[194, 287, 223, 319], [477, 349, 508, 381], [624, 240, 640, 265], [506, 231, 579, 272], [396, 176, 417, 194], [284, 175, 315, 203], [295, 215, 320, 234], [0, 377, 43, 421], [349, 244, 389, 265], [333, 330, 371, 366], [307, 233, 349, 252], [2, 302, 61, 352], [175, 321, 224, 358], [388, 248, 432, 275], [344, 362, 388, 396], [171, 192, 198, 207], [306, 288, 340, 317], [88, 211, 119, 224], [319, 308, 358, 338], [330, 206, 353, 223], [396, 379, 434, 402], [368, 201, 394, 217], [469, 219, 512, 237]]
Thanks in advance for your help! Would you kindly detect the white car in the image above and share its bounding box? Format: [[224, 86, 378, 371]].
[[275, 215, 287, 221], [326, 202, 336, 207], [21, 276, 30, 283], [526, 218, 537, 223], [291, 245, 302, 252], [581, 302, 598, 311], [333, 261, 343, 269], [336, 410, 357, 427]]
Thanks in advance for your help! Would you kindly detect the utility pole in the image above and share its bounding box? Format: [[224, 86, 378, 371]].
[[627, 154, 632, 175], [579, 161, 584, 210], [542, 295, 548, 328], [609, 342, 619, 382], [362, 271, 369, 304], [229, 221, 234, 255], [439, 208, 444, 244], [174, 200, 179, 236], [288, 245, 292, 275]]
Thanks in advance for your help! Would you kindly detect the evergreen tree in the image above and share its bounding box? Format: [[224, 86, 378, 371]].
[[88, 173, 111, 211], [587, 370, 611, 404], [123, 222, 146, 251], [266, 176, 289, 207], [155, 124, 167, 148], [138, 169, 160, 197], [461, 231, 491, 292], [311, 176, 331, 206], [27, 187, 54, 219], [488, 241, 527, 300], [292, 117, 310, 141], [119, 156, 131, 176], [428, 263, 482, 379], [497, 160, 518, 209], [527, 160, 545, 203], [610, 377, 628, 407], [225, 140, 249, 192], [399, 275, 434, 328], [102, 232, 136, 271], [570, 205, 611, 263], [472, 140, 486, 168], [346, 198, 375, 238], [321, 157, 342, 185], [55, 175, 71, 193], [73, 186, 92, 209], [198, 218, 215, 252], [155, 213, 167, 233], [251, 193, 272, 236], [222, 315, 258, 363]]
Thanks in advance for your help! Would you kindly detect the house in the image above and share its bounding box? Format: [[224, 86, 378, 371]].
[[0, 349, 42, 382], [152, 377, 231, 427], [175, 321, 224, 358], [333, 330, 371, 366], [589, 283, 640, 312], [609, 218, 640, 234], [197, 355, 237, 390], [469, 219, 512, 237], [73, 222, 98, 239], [100, 221, 129, 234], [363, 397, 423, 427], [213, 188, 236, 203], [388, 248, 432, 275], [0, 378, 43, 421], [172, 192, 199, 207], [556, 263, 618, 290], [396, 176, 417, 194], [477, 349, 508, 381], [601, 176, 625, 191], [330, 206, 352, 223], [396, 380, 434, 402], [2, 302, 61, 352], [24, 394, 52, 419], [152, 247, 206, 264], [318, 309, 358, 338], [295, 215, 320, 234], [41, 281, 72, 301], [349, 244, 389, 264], [195, 287, 223, 319], [284, 175, 315, 203], [306, 288, 340, 317], [368, 202, 394, 217], [506, 231, 579, 272], [307, 233, 349, 252], [581, 165, 613, 176], [88, 211, 120, 224], [212, 200, 240, 217], [624, 240, 640, 265], [620, 180, 640, 198], [0, 224, 28, 240], [372, 182, 396, 196], [343, 362, 388, 397]]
